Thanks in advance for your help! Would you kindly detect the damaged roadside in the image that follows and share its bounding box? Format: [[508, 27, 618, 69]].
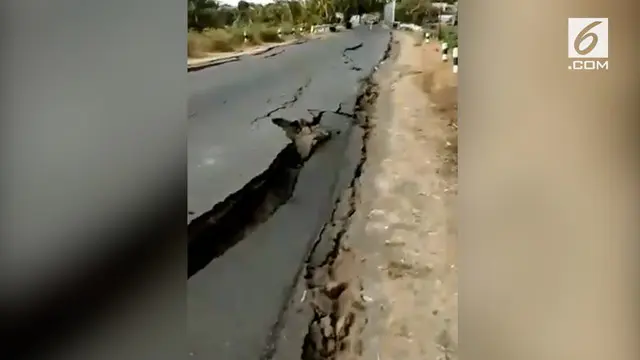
[[292, 31, 458, 360], [264, 35, 396, 360], [298, 38, 393, 360]]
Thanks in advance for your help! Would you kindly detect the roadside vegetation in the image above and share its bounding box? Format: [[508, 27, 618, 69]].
[[426, 66, 458, 177], [395, 0, 457, 170], [187, 0, 387, 58], [394, 0, 458, 46]]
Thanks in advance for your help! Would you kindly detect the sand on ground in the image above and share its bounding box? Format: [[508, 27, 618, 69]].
[[326, 31, 459, 360]]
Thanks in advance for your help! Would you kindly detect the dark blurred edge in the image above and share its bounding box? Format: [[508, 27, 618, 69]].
[[0, 0, 187, 359], [461, 2, 640, 360], [1, 200, 185, 359]]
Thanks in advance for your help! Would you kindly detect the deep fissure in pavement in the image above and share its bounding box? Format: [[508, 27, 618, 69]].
[[188, 141, 302, 277], [342, 42, 364, 72], [344, 43, 364, 52], [252, 77, 313, 124], [257, 37, 391, 358], [188, 114, 330, 278], [300, 33, 393, 360], [188, 31, 394, 358]]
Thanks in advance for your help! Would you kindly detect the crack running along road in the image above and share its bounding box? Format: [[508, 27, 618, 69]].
[[187, 25, 391, 360]]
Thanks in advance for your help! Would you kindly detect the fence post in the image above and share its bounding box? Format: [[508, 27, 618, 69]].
[[452, 47, 458, 73], [441, 42, 449, 62]]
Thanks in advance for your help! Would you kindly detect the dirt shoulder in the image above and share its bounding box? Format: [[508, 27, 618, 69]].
[[303, 31, 458, 360]]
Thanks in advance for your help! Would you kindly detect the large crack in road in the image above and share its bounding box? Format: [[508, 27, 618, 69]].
[[251, 77, 313, 125], [188, 100, 367, 278], [300, 36, 393, 360], [189, 112, 331, 277], [187, 25, 392, 360], [342, 42, 364, 71]]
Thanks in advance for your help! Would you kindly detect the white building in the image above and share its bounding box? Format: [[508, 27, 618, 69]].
[[432, 2, 457, 24]]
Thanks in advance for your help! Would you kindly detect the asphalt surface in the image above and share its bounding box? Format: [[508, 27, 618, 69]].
[[188, 25, 391, 360]]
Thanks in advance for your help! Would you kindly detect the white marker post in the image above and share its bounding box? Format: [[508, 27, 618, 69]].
[[424, 31, 431, 43], [277, 27, 282, 38], [243, 30, 248, 44], [441, 42, 449, 62], [311, 25, 315, 33], [452, 47, 459, 73]]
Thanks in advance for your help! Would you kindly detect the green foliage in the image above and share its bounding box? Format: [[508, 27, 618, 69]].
[[394, 0, 439, 26], [439, 24, 457, 48], [259, 27, 284, 43], [188, 0, 388, 31], [188, 23, 295, 57], [187, 0, 389, 57], [188, 29, 235, 57]]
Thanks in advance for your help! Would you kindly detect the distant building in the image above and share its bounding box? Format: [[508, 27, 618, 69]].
[[431, 2, 457, 24], [432, 2, 457, 12]]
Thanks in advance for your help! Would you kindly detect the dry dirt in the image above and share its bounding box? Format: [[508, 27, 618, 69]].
[[320, 31, 458, 360]]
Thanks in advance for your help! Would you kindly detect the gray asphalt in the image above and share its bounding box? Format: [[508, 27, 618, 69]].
[[188, 25, 391, 360]]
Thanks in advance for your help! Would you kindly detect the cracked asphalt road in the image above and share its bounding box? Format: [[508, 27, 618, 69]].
[[188, 26, 391, 360]]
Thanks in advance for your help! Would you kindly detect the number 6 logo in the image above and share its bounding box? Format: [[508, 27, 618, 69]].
[[574, 21, 602, 56], [568, 18, 608, 59]]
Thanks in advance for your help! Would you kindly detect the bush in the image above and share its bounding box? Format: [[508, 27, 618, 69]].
[[202, 29, 236, 52], [247, 29, 264, 45], [439, 25, 458, 48], [187, 21, 302, 58], [230, 29, 248, 46], [259, 27, 283, 43], [227, 27, 253, 46], [187, 29, 237, 56], [234, 24, 286, 45], [279, 22, 294, 35], [187, 31, 208, 57]]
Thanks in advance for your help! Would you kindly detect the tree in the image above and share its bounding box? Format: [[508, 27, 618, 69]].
[[234, 1, 252, 26], [187, 0, 390, 32], [395, 0, 438, 25], [188, 0, 222, 31]]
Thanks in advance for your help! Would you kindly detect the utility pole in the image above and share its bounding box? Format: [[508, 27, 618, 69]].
[[437, 6, 442, 40], [384, 0, 396, 25], [390, 0, 396, 24]]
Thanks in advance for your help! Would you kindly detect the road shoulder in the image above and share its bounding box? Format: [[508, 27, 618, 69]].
[[304, 31, 459, 360], [187, 33, 331, 72]]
